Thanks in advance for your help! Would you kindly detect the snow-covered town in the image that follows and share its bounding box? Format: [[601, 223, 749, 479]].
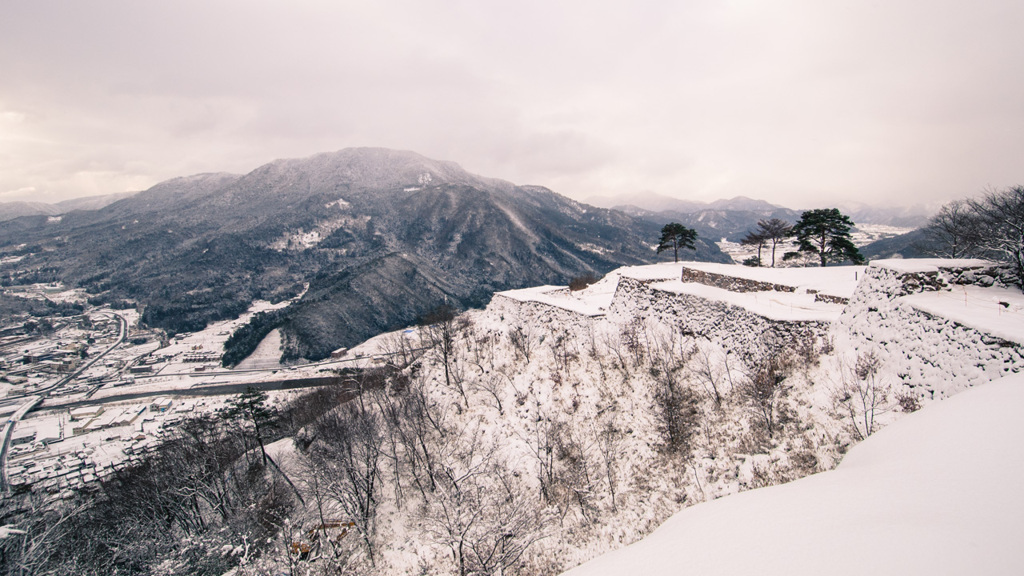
[[0, 284, 407, 501]]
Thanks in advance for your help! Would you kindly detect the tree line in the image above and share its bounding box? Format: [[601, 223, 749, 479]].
[[924, 185, 1024, 288], [657, 207, 865, 267]]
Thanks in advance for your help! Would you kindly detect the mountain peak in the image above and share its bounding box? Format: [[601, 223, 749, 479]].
[[256, 147, 513, 192]]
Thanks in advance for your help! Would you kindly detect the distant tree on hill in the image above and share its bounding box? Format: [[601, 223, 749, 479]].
[[790, 209, 864, 267], [656, 223, 698, 263], [740, 230, 766, 267], [756, 218, 794, 267]]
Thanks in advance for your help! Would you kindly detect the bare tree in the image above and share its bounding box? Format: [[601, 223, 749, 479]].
[[422, 425, 550, 576], [650, 332, 700, 456], [308, 403, 384, 566], [757, 218, 794, 267], [508, 322, 535, 363], [740, 229, 767, 267], [689, 342, 726, 406], [739, 353, 793, 439], [595, 423, 621, 511], [379, 330, 418, 368], [834, 351, 892, 440], [923, 199, 984, 259], [421, 304, 469, 396], [969, 186, 1024, 288]]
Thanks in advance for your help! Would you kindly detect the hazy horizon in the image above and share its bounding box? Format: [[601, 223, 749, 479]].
[[2, 1, 1022, 208]]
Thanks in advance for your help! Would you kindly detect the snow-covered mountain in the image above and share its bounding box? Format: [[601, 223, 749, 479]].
[[0, 191, 136, 222], [0, 148, 730, 362]]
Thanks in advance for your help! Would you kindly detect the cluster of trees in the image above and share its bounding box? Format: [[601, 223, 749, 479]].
[[0, 294, 85, 322], [658, 208, 866, 268], [740, 209, 865, 267], [924, 186, 1024, 288], [0, 383, 357, 576], [221, 308, 289, 367]]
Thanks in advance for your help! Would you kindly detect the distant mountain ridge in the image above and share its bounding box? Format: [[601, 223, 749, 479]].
[[588, 192, 934, 237], [0, 147, 730, 363], [0, 191, 137, 222]]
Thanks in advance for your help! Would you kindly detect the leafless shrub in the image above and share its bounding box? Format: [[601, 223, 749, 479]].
[[307, 402, 384, 566], [896, 389, 921, 413], [422, 428, 550, 576], [833, 351, 893, 440], [508, 322, 535, 363], [689, 342, 729, 406], [739, 353, 794, 439]]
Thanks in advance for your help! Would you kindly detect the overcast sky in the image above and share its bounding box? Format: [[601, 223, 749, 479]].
[[1, 0, 1022, 209]]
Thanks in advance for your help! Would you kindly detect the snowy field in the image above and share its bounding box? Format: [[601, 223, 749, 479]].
[[564, 374, 1024, 576]]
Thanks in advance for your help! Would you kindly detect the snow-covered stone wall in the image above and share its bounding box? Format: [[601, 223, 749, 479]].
[[607, 277, 830, 361], [680, 267, 796, 294], [837, 262, 1024, 399], [489, 260, 1023, 401], [489, 294, 600, 331]]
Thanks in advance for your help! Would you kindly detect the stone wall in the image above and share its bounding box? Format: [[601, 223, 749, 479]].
[[837, 265, 1024, 399], [608, 277, 830, 363], [680, 267, 795, 293]]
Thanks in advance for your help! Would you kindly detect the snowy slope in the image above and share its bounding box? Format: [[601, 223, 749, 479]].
[[563, 375, 1024, 576]]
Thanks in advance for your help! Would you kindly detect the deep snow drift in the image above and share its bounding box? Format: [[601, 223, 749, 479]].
[[564, 374, 1024, 576]]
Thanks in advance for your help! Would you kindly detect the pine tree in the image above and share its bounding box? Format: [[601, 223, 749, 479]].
[[790, 209, 864, 267], [656, 223, 698, 263], [756, 218, 794, 267], [221, 386, 278, 465], [740, 230, 767, 267]]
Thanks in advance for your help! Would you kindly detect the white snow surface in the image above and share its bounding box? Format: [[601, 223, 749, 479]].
[[564, 374, 1024, 576], [902, 285, 1024, 345], [871, 258, 992, 273], [497, 284, 613, 317], [234, 328, 284, 370]]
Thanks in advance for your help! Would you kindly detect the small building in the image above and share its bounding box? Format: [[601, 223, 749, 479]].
[[150, 397, 173, 413], [330, 347, 348, 359], [70, 406, 104, 421], [11, 427, 36, 446], [129, 365, 153, 374]]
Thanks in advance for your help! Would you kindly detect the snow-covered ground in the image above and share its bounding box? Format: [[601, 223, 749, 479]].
[[563, 374, 1024, 576], [235, 329, 284, 370], [903, 285, 1024, 344]]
